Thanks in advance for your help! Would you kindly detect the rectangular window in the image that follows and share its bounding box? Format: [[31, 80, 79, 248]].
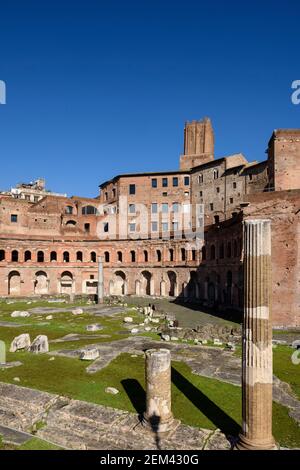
[[172, 177, 178, 187], [230, 197, 233, 204], [172, 221, 179, 231], [151, 203, 158, 213], [210, 203, 214, 211], [162, 192, 168, 196], [233, 182, 237, 189], [11, 214, 18, 223], [129, 184, 136, 195], [162, 177, 168, 187], [129, 223, 136, 232], [25, 195, 30, 201], [151, 178, 157, 188], [105, 192, 108, 201], [184, 176, 190, 186], [162, 203, 168, 213], [162, 222, 168, 232], [112, 188, 116, 197], [84, 223, 90, 232], [172, 202, 179, 212], [103, 222, 109, 232], [216, 187, 220, 193], [151, 221, 158, 232], [129, 204, 135, 213], [199, 191, 203, 197]]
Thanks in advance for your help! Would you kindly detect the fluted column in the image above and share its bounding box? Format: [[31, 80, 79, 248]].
[[143, 349, 178, 433], [237, 219, 276, 450]]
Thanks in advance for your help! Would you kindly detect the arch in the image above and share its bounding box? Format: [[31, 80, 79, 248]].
[[82, 205, 98, 215], [76, 251, 83, 262], [8, 271, 21, 295], [34, 271, 48, 295], [104, 251, 110, 262], [141, 270, 152, 295], [156, 249, 162, 262], [11, 250, 18, 262], [91, 251, 97, 263], [0, 250, 5, 261], [110, 271, 126, 295], [181, 248, 186, 261], [167, 271, 177, 296], [65, 205, 73, 215], [160, 279, 166, 296], [24, 250, 31, 262], [210, 245, 216, 260], [188, 271, 198, 297], [66, 220, 76, 226], [117, 251, 123, 262], [60, 271, 73, 295], [63, 251, 70, 262], [50, 251, 57, 262], [169, 248, 174, 262], [144, 250, 148, 262], [201, 246, 206, 261], [37, 251, 44, 262], [130, 250, 136, 263], [213, 169, 219, 179]]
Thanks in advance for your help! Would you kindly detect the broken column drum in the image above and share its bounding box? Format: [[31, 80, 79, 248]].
[[238, 219, 276, 450], [143, 348, 176, 433]]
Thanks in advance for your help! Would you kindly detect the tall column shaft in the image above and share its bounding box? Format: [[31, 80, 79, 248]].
[[97, 256, 104, 304], [143, 349, 176, 433], [238, 219, 276, 450]]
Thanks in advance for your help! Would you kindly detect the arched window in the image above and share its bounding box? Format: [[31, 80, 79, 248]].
[[91, 251, 97, 263], [82, 205, 98, 215], [0, 249, 5, 261], [202, 246, 206, 261], [130, 250, 136, 263], [169, 248, 174, 262], [104, 251, 110, 262], [181, 248, 186, 261], [198, 174, 203, 184], [219, 243, 224, 259], [63, 251, 70, 263], [213, 169, 219, 179], [65, 206, 73, 215], [192, 249, 196, 261], [50, 251, 57, 262], [210, 245, 215, 260], [117, 251, 122, 262], [11, 250, 18, 262], [157, 250, 162, 262], [144, 250, 148, 262], [76, 251, 83, 262], [227, 242, 232, 258], [233, 240, 238, 257], [37, 251, 44, 262], [24, 250, 31, 262]]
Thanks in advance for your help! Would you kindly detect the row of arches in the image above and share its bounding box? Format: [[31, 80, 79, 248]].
[[109, 270, 178, 297], [0, 250, 97, 263], [202, 238, 241, 261], [8, 271, 74, 295]]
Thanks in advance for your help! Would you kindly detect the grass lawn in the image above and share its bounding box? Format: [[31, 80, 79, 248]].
[[0, 301, 300, 449]]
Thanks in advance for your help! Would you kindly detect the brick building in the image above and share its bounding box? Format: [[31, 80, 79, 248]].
[[0, 118, 299, 326]]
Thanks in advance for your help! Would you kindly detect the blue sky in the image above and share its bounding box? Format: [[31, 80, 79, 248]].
[[0, 1, 299, 197]]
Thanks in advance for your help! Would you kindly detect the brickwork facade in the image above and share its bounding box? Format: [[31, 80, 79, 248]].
[[0, 118, 299, 326]]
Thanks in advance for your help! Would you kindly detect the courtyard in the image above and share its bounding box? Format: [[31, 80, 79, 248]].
[[0, 297, 299, 450]]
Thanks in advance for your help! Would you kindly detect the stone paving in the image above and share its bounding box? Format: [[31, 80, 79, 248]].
[[0, 382, 231, 450]]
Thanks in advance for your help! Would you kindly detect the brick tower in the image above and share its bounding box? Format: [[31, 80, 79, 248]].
[[179, 117, 214, 170]]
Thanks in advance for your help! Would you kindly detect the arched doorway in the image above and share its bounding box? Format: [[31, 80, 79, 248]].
[[34, 271, 48, 295], [60, 271, 73, 295], [8, 271, 21, 295], [110, 271, 126, 295], [167, 271, 177, 297], [226, 270, 233, 305], [141, 271, 152, 295]]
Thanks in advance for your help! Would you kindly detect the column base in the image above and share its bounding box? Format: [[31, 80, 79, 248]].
[[236, 433, 278, 450], [142, 413, 180, 434]]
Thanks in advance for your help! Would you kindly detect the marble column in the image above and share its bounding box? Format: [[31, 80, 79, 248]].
[[143, 349, 177, 433], [97, 256, 104, 304], [237, 219, 276, 450]]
